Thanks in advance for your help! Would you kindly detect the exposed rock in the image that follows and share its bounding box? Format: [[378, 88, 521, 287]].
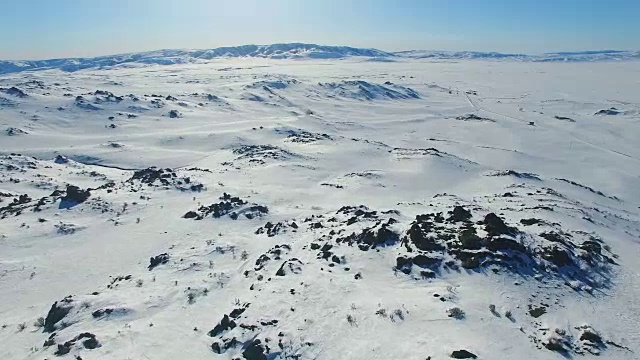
[[539, 232, 571, 245], [13, 194, 32, 205], [412, 254, 441, 268], [229, 306, 248, 319], [557, 178, 618, 200], [54, 343, 71, 356], [450, 349, 477, 359], [129, 167, 176, 186], [53, 332, 100, 356], [54, 155, 69, 164], [91, 308, 114, 318], [544, 338, 566, 352], [61, 185, 91, 204], [483, 213, 516, 237], [336, 221, 399, 250], [448, 206, 472, 222], [520, 218, 542, 226], [127, 167, 202, 191], [458, 227, 483, 250], [184, 193, 267, 220], [79, 333, 100, 349], [229, 144, 300, 165], [541, 246, 573, 267], [405, 217, 446, 252], [485, 237, 527, 253], [148, 253, 169, 270], [254, 244, 291, 271], [579, 328, 603, 344], [3, 86, 28, 97], [580, 240, 602, 255], [255, 221, 298, 237], [211, 342, 222, 354], [285, 130, 333, 143], [454, 250, 484, 269], [554, 115, 576, 122], [395, 256, 413, 274], [489, 170, 541, 181], [6, 127, 28, 136], [43, 333, 57, 347], [242, 339, 268, 360], [275, 258, 303, 276], [44, 297, 74, 332], [528, 305, 547, 318], [595, 107, 621, 116], [456, 113, 494, 122], [208, 314, 236, 337], [211, 337, 238, 354]]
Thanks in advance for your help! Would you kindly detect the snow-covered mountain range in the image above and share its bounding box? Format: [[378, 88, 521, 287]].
[[1, 43, 639, 74]]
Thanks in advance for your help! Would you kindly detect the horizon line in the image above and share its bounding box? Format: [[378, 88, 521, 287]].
[[1, 42, 638, 62]]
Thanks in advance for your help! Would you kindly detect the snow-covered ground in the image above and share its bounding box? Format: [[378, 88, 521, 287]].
[[1, 55, 640, 360]]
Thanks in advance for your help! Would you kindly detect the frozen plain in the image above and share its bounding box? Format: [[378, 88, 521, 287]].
[[1, 55, 640, 359]]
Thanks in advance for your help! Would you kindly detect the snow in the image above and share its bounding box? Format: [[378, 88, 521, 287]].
[[1, 55, 640, 360], [393, 49, 640, 62], [1, 44, 638, 75]]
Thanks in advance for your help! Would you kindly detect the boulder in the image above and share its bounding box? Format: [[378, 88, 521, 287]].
[[484, 213, 516, 237], [242, 339, 267, 360], [448, 206, 472, 222], [451, 349, 477, 359], [541, 246, 573, 267], [44, 298, 74, 332], [208, 314, 236, 337], [148, 253, 169, 270], [62, 185, 91, 204]]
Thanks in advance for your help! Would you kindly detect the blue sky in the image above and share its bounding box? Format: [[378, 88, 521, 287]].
[[1, 0, 638, 59]]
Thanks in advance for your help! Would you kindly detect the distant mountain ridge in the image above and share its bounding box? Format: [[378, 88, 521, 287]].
[[1, 43, 638, 74], [395, 49, 640, 62]]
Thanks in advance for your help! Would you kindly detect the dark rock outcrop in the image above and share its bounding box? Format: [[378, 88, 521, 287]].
[[242, 339, 268, 360], [53, 332, 100, 355], [483, 213, 516, 237], [44, 297, 74, 333], [405, 219, 446, 252], [336, 221, 399, 250], [148, 253, 169, 270], [275, 258, 303, 276], [486, 237, 527, 253], [451, 349, 477, 359], [396, 256, 413, 274], [541, 246, 573, 267], [183, 193, 266, 220], [208, 314, 237, 337], [3, 86, 28, 97], [595, 107, 621, 116], [520, 218, 542, 226], [448, 206, 472, 222], [61, 185, 91, 204]]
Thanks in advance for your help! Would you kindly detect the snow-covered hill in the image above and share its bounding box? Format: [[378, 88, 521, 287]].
[[1, 58, 640, 360], [1, 44, 638, 75], [0, 44, 392, 74], [393, 49, 640, 62]]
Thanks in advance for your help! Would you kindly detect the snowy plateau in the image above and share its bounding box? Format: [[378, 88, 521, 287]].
[[1, 44, 640, 360]]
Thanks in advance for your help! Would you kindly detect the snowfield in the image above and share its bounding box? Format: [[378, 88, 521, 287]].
[[1, 52, 640, 360]]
